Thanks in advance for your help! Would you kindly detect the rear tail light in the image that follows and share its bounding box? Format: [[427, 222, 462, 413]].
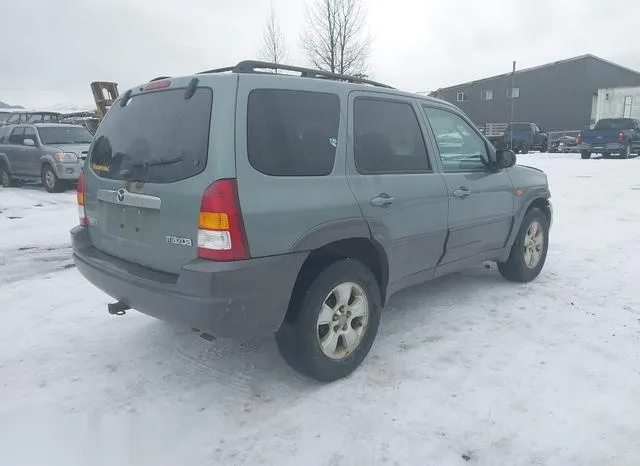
[[77, 172, 87, 226], [576, 133, 581, 144], [197, 179, 249, 261], [616, 131, 625, 142]]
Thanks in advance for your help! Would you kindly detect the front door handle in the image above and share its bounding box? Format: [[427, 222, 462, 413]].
[[453, 187, 471, 199], [371, 193, 394, 207]]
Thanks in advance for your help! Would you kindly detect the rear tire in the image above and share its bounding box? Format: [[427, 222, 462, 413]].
[[498, 207, 549, 283], [521, 145, 529, 155], [0, 164, 13, 187], [581, 150, 591, 159], [41, 164, 64, 193], [276, 259, 381, 382], [621, 143, 631, 159]]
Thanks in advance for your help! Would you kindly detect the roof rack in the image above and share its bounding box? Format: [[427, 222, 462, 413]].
[[197, 60, 394, 89]]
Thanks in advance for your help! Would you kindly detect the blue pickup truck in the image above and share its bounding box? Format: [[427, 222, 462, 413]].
[[577, 118, 640, 159]]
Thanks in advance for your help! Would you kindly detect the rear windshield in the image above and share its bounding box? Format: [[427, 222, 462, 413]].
[[38, 126, 94, 145], [27, 113, 61, 123], [89, 87, 212, 183], [0, 112, 11, 124], [594, 118, 635, 130], [505, 123, 530, 135]]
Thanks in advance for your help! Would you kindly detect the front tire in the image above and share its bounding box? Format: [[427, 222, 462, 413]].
[[41, 164, 64, 193], [0, 164, 13, 187], [276, 259, 381, 382], [581, 150, 591, 159], [498, 207, 549, 283]]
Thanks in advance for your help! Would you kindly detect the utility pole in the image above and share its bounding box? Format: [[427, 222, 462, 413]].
[[510, 60, 516, 150]]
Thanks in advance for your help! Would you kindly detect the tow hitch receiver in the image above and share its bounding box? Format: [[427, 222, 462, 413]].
[[108, 301, 130, 316]]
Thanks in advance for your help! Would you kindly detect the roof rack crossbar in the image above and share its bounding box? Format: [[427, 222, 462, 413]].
[[197, 60, 393, 89]]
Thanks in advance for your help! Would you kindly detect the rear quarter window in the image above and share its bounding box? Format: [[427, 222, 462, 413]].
[[89, 87, 213, 183], [247, 89, 340, 176]]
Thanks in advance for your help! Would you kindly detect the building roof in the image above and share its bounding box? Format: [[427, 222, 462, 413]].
[[433, 54, 640, 93]]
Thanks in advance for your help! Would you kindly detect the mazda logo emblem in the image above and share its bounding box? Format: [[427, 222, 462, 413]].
[[116, 188, 126, 203]]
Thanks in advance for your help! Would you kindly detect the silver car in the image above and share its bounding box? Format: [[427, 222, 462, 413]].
[[0, 123, 93, 192]]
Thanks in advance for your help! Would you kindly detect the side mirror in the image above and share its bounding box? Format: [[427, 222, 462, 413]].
[[23, 138, 36, 146], [496, 149, 516, 169]]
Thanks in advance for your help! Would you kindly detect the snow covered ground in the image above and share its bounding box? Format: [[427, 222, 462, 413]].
[[1, 153, 639, 466]]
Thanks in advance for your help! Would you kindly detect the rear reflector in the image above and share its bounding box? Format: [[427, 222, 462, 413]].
[[77, 172, 88, 226], [197, 179, 249, 261], [145, 80, 171, 91]]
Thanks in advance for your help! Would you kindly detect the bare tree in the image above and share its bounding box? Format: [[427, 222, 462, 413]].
[[301, 0, 371, 76], [260, 4, 288, 68]]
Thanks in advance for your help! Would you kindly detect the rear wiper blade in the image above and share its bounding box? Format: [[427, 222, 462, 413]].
[[132, 155, 184, 168]]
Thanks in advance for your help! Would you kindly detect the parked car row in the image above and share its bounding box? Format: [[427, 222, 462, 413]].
[[0, 123, 93, 192]]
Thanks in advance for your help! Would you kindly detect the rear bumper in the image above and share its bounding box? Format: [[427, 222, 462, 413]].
[[577, 142, 625, 153], [71, 226, 307, 338]]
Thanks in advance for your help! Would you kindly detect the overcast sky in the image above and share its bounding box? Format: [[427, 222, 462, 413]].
[[2, 0, 639, 109]]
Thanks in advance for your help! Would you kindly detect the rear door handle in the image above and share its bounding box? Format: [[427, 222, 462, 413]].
[[371, 193, 394, 207], [453, 187, 471, 199]]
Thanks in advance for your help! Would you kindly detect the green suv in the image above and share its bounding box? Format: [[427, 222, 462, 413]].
[[71, 61, 552, 382]]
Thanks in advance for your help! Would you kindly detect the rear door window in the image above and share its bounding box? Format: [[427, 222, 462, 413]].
[[8, 127, 24, 144], [89, 87, 213, 183], [247, 89, 340, 176]]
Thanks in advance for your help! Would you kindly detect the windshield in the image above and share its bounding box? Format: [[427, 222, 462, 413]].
[[89, 87, 212, 183], [594, 118, 635, 130], [38, 126, 94, 145]]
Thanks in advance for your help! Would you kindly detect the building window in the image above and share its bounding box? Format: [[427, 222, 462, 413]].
[[456, 92, 468, 102], [481, 90, 493, 101], [507, 87, 520, 98]]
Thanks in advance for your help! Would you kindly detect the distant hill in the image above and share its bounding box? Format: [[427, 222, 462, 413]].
[[0, 100, 24, 109]]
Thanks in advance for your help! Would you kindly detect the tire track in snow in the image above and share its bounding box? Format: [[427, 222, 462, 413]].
[[0, 245, 73, 284]]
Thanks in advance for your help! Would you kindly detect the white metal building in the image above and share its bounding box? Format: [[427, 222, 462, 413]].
[[591, 86, 640, 126]]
